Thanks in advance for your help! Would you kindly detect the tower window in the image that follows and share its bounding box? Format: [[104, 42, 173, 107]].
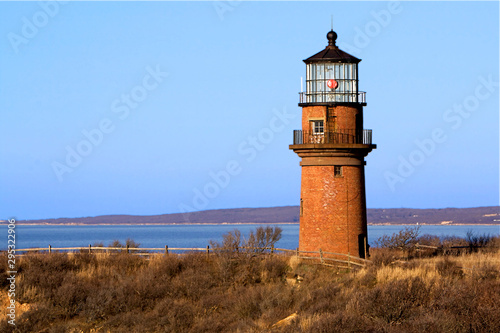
[[312, 120, 324, 134], [334, 166, 343, 177]]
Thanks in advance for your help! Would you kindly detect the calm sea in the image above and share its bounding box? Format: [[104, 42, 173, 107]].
[[1, 224, 499, 251]]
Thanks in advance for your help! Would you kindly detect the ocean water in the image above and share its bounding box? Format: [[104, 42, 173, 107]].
[[1, 224, 499, 251]]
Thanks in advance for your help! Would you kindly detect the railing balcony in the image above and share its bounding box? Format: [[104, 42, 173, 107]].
[[292, 129, 373, 145], [299, 91, 366, 104]]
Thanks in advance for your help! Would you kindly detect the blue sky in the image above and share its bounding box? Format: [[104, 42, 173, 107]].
[[1, 1, 499, 220]]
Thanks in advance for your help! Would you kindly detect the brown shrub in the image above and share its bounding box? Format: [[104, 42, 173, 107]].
[[305, 312, 375, 333], [190, 313, 236, 333], [155, 255, 184, 277], [260, 255, 289, 283], [397, 310, 461, 333], [470, 262, 500, 281], [356, 267, 378, 287], [436, 257, 463, 278], [2, 249, 499, 332], [298, 282, 345, 315], [233, 257, 263, 286], [355, 277, 430, 325], [16, 253, 76, 303], [0, 253, 11, 289], [170, 267, 218, 301], [374, 225, 421, 251], [53, 274, 92, 318], [417, 234, 442, 247], [10, 303, 62, 333], [82, 283, 127, 321], [99, 252, 146, 275], [441, 235, 468, 249], [258, 284, 295, 325], [153, 298, 196, 332], [431, 278, 500, 332], [369, 247, 399, 266]]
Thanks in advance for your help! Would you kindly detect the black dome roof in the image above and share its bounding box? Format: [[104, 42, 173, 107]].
[[304, 30, 361, 64]]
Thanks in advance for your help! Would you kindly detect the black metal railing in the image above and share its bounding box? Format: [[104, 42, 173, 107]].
[[292, 129, 373, 145], [299, 91, 366, 104]]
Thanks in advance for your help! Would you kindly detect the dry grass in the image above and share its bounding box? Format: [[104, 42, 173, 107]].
[[372, 248, 500, 283], [373, 264, 440, 285], [453, 248, 500, 268], [0, 245, 499, 332]]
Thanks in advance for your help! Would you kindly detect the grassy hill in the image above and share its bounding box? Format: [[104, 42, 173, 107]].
[[13, 206, 500, 225]]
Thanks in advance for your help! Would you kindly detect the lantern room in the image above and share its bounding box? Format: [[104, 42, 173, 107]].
[[300, 30, 365, 105]]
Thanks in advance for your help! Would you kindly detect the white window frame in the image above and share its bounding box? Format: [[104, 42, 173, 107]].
[[311, 120, 324, 135]]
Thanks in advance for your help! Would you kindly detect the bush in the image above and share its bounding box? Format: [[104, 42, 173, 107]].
[[16, 253, 76, 303], [374, 225, 421, 251], [210, 226, 282, 256], [436, 257, 463, 278], [356, 277, 430, 324], [261, 256, 289, 283], [2, 231, 499, 332], [466, 230, 495, 252], [369, 247, 398, 266]]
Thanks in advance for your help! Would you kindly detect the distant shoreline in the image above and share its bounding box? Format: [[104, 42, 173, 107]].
[[1, 223, 498, 226], [4, 205, 499, 226]]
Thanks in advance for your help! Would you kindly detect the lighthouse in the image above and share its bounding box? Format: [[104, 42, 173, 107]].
[[290, 29, 376, 259]]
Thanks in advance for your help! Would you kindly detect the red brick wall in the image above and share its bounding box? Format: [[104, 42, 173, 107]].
[[299, 156, 368, 257], [301, 106, 325, 131], [297, 104, 369, 258], [301, 105, 362, 132]]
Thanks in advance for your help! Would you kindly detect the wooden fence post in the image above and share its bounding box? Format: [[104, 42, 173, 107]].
[[364, 236, 368, 259], [319, 248, 324, 264], [296, 247, 299, 258], [165, 245, 169, 256], [49, 245, 52, 254], [206, 245, 210, 259], [271, 245, 274, 255], [126, 245, 130, 254], [89, 244, 92, 254], [348, 252, 351, 269]]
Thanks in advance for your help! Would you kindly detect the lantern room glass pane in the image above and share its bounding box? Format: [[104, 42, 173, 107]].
[[334, 65, 340, 80], [326, 64, 333, 79], [305, 62, 359, 103], [316, 64, 323, 79]]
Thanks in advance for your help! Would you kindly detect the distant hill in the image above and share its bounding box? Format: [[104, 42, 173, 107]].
[[367, 207, 499, 225], [11, 206, 500, 225]]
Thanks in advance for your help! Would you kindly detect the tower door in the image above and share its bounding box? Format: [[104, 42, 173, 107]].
[[355, 113, 362, 143], [326, 106, 336, 143], [358, 234, 367, 258]]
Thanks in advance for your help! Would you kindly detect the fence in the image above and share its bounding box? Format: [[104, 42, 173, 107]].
[[292, 129, 373, 145], [10, 245, 371, 268], [413, 243, 495, 256], [299, 91, 366, 104], [12, 245, 209, 255]]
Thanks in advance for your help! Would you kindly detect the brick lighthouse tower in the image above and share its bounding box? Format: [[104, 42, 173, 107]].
[[290, 29, 376, 259]]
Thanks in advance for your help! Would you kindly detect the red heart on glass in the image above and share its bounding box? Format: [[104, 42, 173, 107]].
[[327, 79, 338, 89]]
